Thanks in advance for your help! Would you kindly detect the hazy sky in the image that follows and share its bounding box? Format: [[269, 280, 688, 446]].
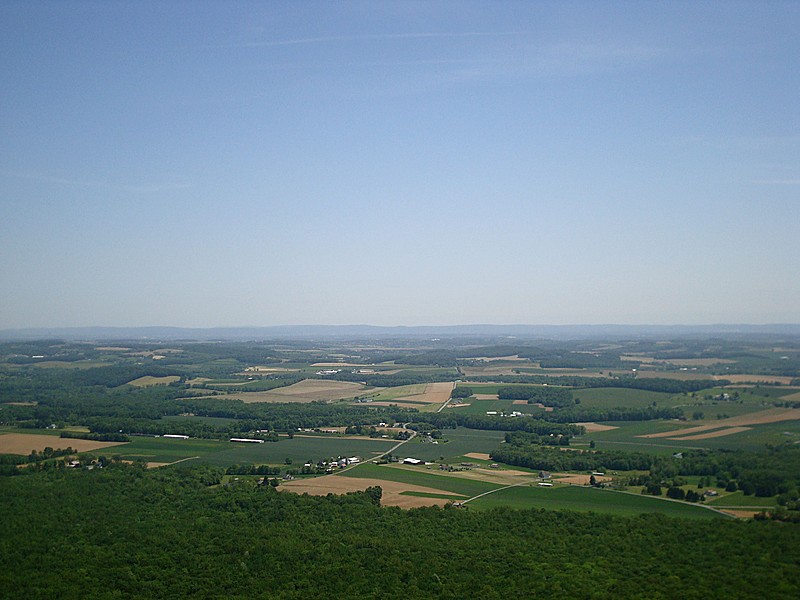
[[1, 1, 798, 328]]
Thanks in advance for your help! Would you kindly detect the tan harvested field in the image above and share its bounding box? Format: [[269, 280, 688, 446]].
[[4, 401, 37, 406], [0, 433, 128, 455], [127, 375, 180, 387], [512, 399, 528, 405], [621, 355, 655, 363], [668, 426, 752, 441], [209, 379, 367, 403], [280, 475, 461, 508], [186, 377, 211, 385], [403, 465, 538, 487], [782, 391, 800, 401], [243, 366, 299, 373], [714, 374, 795, 385], [721, 509, 762, 519], [464, 452, 492, 460], [393, 382, 455, 405], [475, 394, 500, 400], [552, 472, 612, 485], [639, 408, 800, 439], [575, 422, 620, 433]]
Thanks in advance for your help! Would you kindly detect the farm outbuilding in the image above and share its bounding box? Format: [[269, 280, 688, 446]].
[[403, 458, 424, 465]]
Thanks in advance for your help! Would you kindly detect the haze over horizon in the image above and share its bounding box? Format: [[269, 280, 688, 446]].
[[2, 2, 798, 329]]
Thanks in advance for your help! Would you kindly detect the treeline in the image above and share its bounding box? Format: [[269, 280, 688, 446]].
[[538, 405, 684, 423], [60, 431, 130, 442], [330, 370, 457, 387], [492, 444, 655, 473], [468, 374, 725, 394], [497, 386, 574, 407], [652, 446, 800, 498], [406, 413, 584, 436], [2, 465, 798, 598], [225, 464, 282, 476], [492, 436, 800, 500], [0, 369, 415, 436]]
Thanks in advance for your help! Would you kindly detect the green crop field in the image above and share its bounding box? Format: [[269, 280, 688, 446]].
[[447, 398, 526, 415], [706, 492, 778, 508], [583, 415, 800, 453], [201, 435, 396, 467], [100, 437, 229, 463], [467, 485, 728, 519], [360, 384, 428, 401], [80, 434, 396, 467], [401, 427, 505, 462], [572, 388, 676, 408]]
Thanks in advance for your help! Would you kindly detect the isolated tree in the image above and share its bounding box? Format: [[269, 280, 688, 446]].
[[365, 486, 382, 506]]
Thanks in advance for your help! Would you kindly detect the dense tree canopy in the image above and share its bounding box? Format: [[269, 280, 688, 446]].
[[1, 465, 799, 599]]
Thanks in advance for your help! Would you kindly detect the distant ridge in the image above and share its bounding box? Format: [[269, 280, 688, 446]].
[[1, 324, 799, 341]]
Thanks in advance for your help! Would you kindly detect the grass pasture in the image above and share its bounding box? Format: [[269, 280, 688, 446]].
[[447, 398, 539, 416], [96, 436, 228, 464], [573, 388, 676, 408], [467, 485, 726, 518], [401, 427, 506, 462], [201, 435, 396, 467]]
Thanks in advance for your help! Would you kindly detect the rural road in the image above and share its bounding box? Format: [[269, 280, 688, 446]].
[[461, 479, 536, 505], [336, 424, 417, 474]]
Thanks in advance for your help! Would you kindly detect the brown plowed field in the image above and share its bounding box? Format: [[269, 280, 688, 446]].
[[280, 475, 461, 508], [207, 379, 367, 403], [575, 422, 619, 433], [0, 433, 128, 455], [552, 472, 612, 485], [667, 426, 752, 440]]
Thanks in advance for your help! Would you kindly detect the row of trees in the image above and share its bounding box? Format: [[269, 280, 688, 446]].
[[496, 385, 574, 407]]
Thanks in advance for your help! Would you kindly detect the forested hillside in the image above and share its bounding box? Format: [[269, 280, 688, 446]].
[[1, 464, 799, 599]]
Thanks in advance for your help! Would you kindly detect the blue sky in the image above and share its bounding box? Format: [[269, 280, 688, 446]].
[[1, 1, 798, 328]]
